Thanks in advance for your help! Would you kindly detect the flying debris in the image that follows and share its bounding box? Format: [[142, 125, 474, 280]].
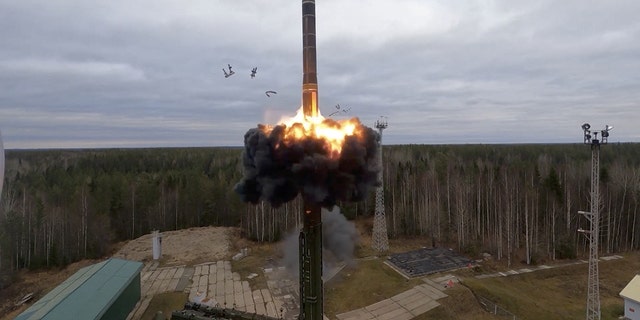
[[251, 67, 257, 79], [265, 90, 277, 97], [223, 64, 235, 78], [328, 104, 351, 117]]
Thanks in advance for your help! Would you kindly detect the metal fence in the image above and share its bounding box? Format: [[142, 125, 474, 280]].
[[478, 296, 517, 320]]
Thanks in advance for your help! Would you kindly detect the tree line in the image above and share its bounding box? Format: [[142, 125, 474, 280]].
[[381, 143, 640, 267], [0, 148, 245, 275], [1, 144, 639, 281]]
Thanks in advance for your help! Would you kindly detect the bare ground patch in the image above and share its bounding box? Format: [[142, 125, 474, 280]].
[[112, 226, 232, 266]]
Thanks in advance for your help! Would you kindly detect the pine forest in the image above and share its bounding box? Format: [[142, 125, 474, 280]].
[[2, 143, 640, 284]]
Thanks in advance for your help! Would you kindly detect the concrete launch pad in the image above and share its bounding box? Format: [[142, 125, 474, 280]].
[[386, 247, 473, 278]]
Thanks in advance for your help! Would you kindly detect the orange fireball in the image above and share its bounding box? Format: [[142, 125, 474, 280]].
[[262, 107, 364, 158]]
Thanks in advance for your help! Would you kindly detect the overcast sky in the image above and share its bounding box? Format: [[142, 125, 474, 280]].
[[0, 0, 638, 149]]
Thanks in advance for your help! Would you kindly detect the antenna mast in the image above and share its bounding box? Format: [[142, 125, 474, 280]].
[[372, 117, 389, 252], [578, 123, 612, 320]]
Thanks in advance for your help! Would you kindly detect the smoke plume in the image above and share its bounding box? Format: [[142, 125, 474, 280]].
[[234, 118, 380, 208], [281, 206, 358, 277]]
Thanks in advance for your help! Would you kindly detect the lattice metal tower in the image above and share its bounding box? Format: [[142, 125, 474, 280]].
[[372, 117, 389, 252], [578, 123, 612, 320]]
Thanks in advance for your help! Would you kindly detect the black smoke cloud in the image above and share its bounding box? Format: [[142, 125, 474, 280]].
[[234, 118, 380, 208]]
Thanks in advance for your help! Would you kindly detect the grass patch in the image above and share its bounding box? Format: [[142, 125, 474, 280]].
[[461, 256, 638, 320], [355, 236, 438, 259], [414, 285, 498, 320], [141, 292, 188, 320], [324, 258, 422, 318]]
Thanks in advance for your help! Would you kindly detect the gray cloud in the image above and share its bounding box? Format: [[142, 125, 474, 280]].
[[0, 0, 639, 148]]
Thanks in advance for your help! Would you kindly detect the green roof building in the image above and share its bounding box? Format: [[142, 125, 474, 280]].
[[16, 258, 143, 320]]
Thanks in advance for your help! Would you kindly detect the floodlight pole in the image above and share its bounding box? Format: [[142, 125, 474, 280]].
[[578, 123, 611, 320], [372, 117, 389, 252]]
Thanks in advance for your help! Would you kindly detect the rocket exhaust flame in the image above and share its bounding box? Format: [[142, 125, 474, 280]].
[[265, 108, 361, 158], [234, 113, 379, 208]]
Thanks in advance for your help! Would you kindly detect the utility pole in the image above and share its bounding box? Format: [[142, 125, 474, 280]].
[[372, 117, 389, 252], [578, 123, 612, 320]]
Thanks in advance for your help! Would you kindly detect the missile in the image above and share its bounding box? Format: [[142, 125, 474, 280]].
[[302, 0, 318, 118], [300, 2, 323, 320]]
